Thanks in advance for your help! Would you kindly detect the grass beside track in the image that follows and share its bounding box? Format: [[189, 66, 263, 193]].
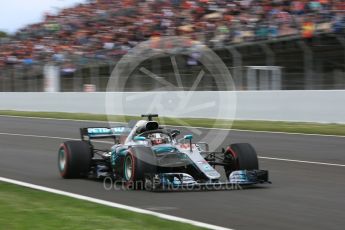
[[0, 182, 203, 230], [1, 110, 345, 136]]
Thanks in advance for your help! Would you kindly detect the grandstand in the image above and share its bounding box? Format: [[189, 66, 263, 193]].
[[0, 0, 344, 91]]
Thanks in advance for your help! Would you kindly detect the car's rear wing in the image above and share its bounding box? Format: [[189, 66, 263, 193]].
[[80, 127, 131, 141]]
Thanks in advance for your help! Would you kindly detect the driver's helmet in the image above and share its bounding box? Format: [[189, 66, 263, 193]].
[[148, 133, 169, 146]]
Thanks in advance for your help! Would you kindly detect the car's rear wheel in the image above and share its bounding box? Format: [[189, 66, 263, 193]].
[[58, 141, 92, 179], [123, 146, 157, 190], [223, 143, 258, 178]]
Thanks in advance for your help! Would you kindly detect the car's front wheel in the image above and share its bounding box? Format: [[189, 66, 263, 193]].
[[123, 146, 157, 190], [223, 143, 259, 178]]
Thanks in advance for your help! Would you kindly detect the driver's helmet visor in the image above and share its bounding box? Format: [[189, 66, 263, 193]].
[[149, 133, 171, 145]]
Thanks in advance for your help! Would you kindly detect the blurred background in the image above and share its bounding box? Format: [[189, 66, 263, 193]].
[[0, 0, 344, 92]]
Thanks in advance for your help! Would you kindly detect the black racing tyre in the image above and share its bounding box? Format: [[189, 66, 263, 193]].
[[58, 141, 92, 179], [123, 146, 157, 190], [224, 143, 258, 178]]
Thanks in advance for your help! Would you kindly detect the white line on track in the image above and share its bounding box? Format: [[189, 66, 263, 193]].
[[259, 156, 345, 167], [0, 132, 75, 140], [1, 114, 345, 138], [0, 132, 113, 144], [0, 177, 231, 230], [1, 132, 345, 168], [0, 114, 120, 123]]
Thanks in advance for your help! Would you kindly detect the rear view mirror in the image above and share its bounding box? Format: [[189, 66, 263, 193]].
[[184, 135, 193, 152], [184, 134, 193, 140]]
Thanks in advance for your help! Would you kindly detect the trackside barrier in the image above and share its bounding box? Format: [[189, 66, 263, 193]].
[[0, 91, 344, 123]]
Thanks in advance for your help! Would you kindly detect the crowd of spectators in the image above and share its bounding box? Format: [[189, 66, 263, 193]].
[[0, 0, 344, 70]]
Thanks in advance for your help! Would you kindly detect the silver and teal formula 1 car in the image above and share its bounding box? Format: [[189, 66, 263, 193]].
[[58, 114, 270, 191]]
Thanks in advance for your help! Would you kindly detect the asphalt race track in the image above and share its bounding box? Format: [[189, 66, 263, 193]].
[[1, 116, 345, 230]]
